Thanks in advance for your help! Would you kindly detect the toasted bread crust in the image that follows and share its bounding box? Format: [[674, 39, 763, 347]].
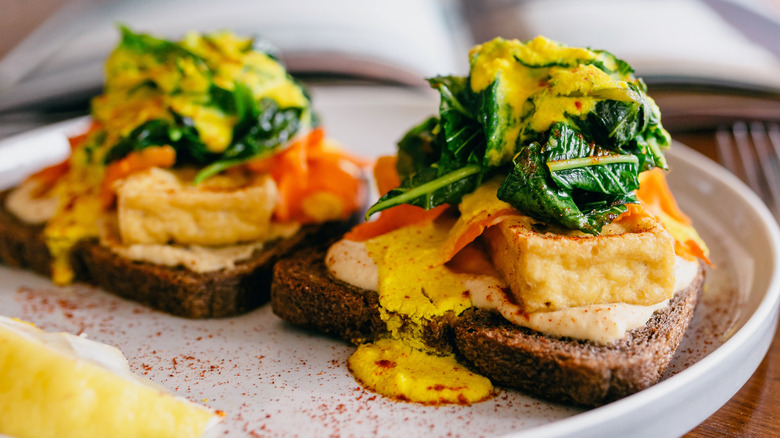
[[452, 267, 702, 406], [78, 223, 348, 318], [270, 247, 704, 406], [271, 248, 386, 344], [0, 189, 355, 318], [272, 249, 458, 352], [0, 191, 57, 278]]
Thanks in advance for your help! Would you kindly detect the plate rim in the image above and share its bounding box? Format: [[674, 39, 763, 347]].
[[514, 143, 780, 437], [1, 112, 779, 437]]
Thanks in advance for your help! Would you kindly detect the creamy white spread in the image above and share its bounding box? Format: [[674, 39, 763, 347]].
[[113, 241, 266, 273], [325, 239, 700, 344], [326, 239, 378, 291], [7, 176, 302, 274], [467, 274, 670, 345], [5, 179, 60, 225], [104, 221, 300, 273]]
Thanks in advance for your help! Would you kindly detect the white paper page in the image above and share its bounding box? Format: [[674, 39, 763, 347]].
[[0, 0, 472, 111], [479, 0, 780, 91]]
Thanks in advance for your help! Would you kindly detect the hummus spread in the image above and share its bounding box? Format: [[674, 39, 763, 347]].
[[326, 237, 699, 345]]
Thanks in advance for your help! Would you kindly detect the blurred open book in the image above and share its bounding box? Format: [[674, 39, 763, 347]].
[[0, 0, 471, 112], [465, 0, 780, 130], [2, 0, 780, 131]]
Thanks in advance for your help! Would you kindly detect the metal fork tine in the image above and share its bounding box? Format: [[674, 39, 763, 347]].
[[732, 122, 766, 200], [714, 121, 780, 221], [749, 123, 777, 201], [760, 122, 780, 218], [715, 125, 740, 176]]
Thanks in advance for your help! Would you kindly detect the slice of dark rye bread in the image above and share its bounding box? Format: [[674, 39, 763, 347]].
[[0, 189, 357, 319], [271, 247, 705, 407]]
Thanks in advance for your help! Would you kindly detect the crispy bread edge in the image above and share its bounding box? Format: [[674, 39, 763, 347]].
[[0, 189, 356, 318], [0, 191, 55, 278], [270, 246, 705, 406], [452, 264, 704, 406], [271, 248, 456, 352]]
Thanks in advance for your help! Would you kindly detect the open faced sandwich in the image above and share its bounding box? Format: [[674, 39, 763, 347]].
[[271, 36, 710, 406], [0, 27, 365, 318]]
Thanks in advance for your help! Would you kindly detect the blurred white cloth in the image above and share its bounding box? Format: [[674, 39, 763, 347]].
[[3, 0, 780, 115], [492, 0, 780, 91], [0, 0, 471, 111]]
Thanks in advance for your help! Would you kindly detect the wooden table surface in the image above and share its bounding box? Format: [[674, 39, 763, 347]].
[[689, 326, 780, 437], [676, 132, 780, 438]]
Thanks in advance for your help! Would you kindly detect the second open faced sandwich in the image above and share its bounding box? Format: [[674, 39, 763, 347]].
[[271, 36, 710, 406], [0, 27, 365, 318]]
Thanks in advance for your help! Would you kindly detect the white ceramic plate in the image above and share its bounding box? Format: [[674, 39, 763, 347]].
[[1, 86, 778, 438]]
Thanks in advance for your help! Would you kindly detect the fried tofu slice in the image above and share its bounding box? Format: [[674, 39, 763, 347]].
[[115, 167, 278, 246], [483, 212, 675, 313]]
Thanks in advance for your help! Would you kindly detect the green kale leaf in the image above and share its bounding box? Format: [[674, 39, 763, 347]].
[[358, 39, 672, 234], [365, 76, 487, 218], [497, 123, 638, 234]]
